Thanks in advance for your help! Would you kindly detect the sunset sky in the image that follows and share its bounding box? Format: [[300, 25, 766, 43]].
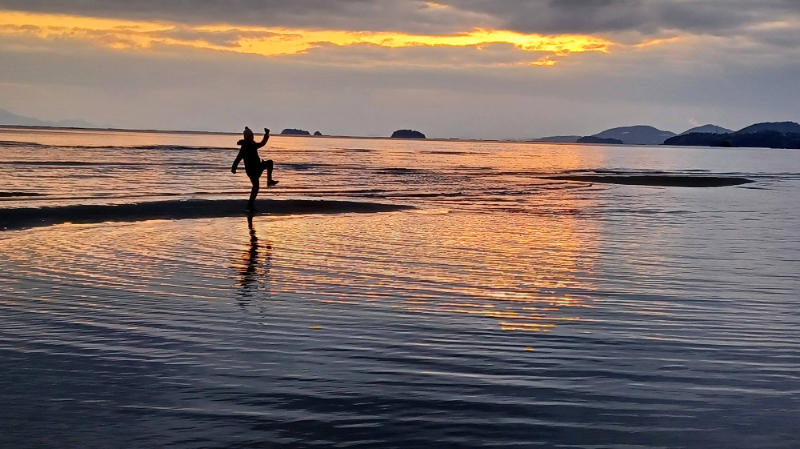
[[1, 1, 798, 138]]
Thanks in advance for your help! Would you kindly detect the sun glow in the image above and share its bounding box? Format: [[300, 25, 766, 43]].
[[0, 10, 613, 66]]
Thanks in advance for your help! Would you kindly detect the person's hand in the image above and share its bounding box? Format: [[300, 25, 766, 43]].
[[264, 128, 270, 135]]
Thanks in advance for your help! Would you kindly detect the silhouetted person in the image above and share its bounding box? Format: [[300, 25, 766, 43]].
[[231, 126, 278, 211]]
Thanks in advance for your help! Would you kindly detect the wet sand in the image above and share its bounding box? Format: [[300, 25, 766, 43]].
[[0, 199, 412, 231], [550, 175, 753, 187]]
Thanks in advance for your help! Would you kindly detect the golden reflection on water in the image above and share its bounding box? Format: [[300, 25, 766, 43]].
[[4, 208, 597, 338], [232, 187, 599, 335], [423, 210, 597, 333], [400, 178, 598, 333]]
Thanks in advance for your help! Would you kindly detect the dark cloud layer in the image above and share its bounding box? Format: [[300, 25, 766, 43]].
[[456, 0, 800, 35], [0, 0, 494, 34], [1, 0, 799, 37]]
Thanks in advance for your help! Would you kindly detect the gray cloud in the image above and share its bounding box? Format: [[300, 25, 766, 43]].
[[0, 0, 497, 34], [1, 0, 799, 38], [452, 0, 800, 36], [1, 31, 798, 139]]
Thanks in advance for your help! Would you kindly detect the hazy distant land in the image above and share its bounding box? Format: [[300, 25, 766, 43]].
[[0, 108, 101, 129], [576, 136, 624, 145], [1, 106, 798, 148]]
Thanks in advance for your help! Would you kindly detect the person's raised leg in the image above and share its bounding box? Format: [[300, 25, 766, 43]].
[[265, 160, 278, 186], [247, 176, 260, 211]]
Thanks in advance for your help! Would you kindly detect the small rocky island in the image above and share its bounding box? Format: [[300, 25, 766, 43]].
[[281, 128, 311, 136], [391, 129, 426, 139], [313, 131, 323, 136]]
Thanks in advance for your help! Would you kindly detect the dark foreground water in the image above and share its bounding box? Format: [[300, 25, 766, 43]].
[[1, 128, 799, 448]]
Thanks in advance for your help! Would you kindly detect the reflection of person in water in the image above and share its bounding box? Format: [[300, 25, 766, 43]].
[[231, 127, 278, 211], [236, 215, 272, 307]]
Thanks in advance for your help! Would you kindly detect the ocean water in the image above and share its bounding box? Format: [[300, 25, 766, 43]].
[[1, 127, 799, 448]]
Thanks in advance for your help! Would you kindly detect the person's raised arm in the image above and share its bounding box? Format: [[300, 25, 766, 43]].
[[257, 128, 270, 148], [231, 149, 243, 174]]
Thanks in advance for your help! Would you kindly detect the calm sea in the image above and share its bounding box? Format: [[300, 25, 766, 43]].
[[1, 127, 799, 448]]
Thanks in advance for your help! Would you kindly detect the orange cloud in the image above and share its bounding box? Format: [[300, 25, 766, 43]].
[[0, 9, 614, 66], [530, 56, 557, 66]]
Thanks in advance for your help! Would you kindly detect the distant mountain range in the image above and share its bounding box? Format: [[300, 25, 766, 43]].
[[532, 122, 798, 147], [664, 122, 800, 149], [592, 126, 676, 145], [0, 108, 99, 128], [533, 125, 678, 145], [735, 121, 800, 135], [680, 124, 733, 135]]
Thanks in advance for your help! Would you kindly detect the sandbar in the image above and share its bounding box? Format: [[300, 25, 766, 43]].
[[0, 199, 411, 231], [549, 175, 753, 187], [0, 192, 43, 198]]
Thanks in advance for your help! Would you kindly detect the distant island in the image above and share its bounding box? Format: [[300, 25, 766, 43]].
[[592, 125, 676, 145], [391, 129, 426, 139], [664, 122, 800, 149], [531, 123, 784, 147], [533, 125, 680, 145], [736, 121, 800, 135], [281, 128, 311, 136], [529, 135, 581, 143], [665, 128, 800, 149], [313, 131, 323, 136], [576, 136, 624, 144], [680, 124, 733, 135]]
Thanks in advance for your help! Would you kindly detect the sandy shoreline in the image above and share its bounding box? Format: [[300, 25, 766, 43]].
[[0, 199, 412, 231]]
